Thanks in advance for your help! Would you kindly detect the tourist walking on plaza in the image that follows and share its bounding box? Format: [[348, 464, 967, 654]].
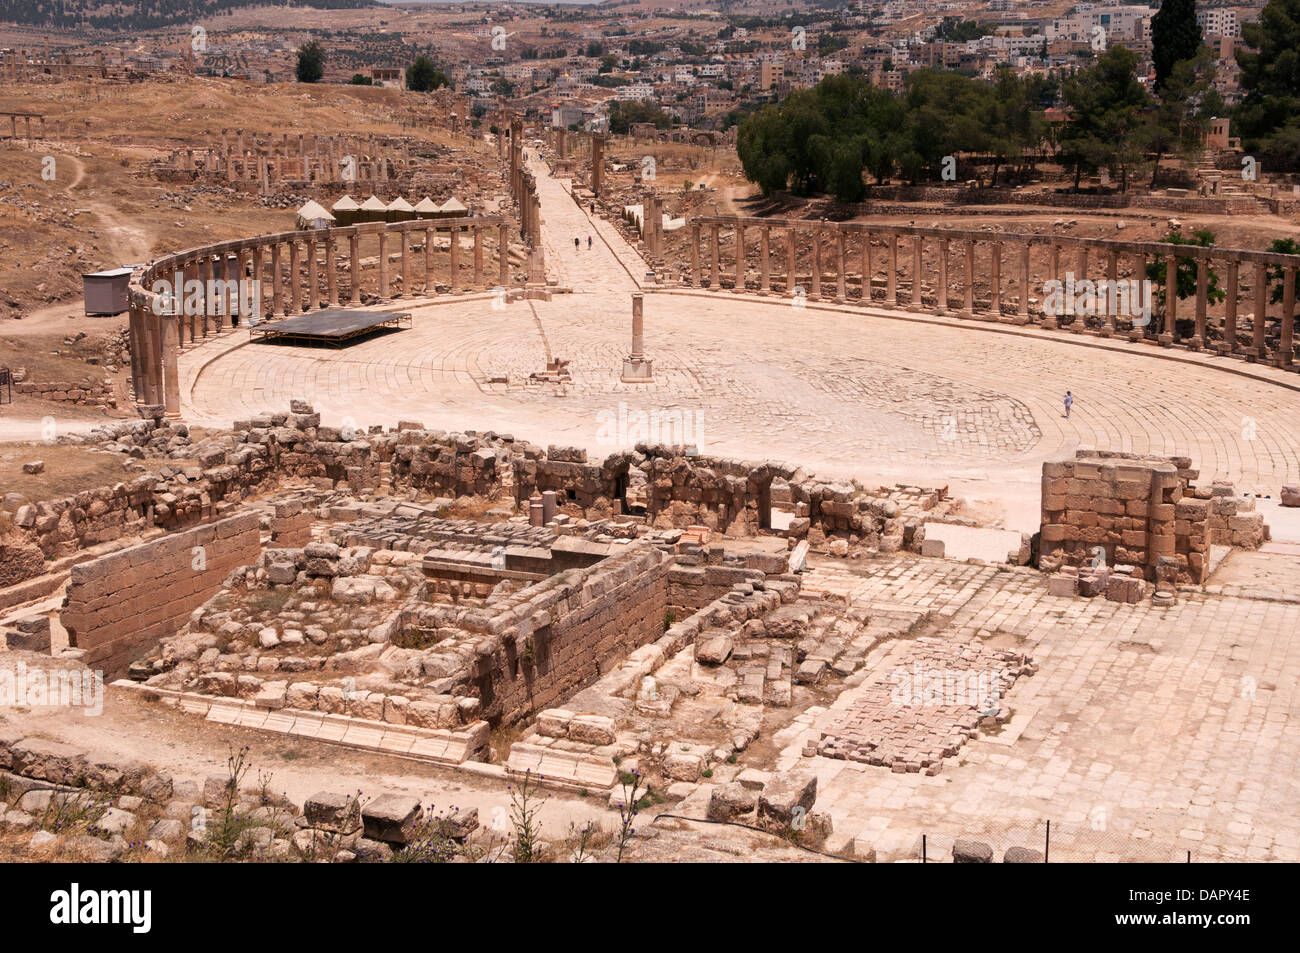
[[574, 236, 580, 251], [1064, 391, 1073, 419], [587, 234, 592, 249]]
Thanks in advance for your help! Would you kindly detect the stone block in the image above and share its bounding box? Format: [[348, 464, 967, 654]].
[[361, 794, 422, 845]]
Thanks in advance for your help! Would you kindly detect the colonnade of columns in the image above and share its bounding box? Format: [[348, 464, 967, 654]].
[[128, 217, 512, 415], [687, 216, 1299, 368]]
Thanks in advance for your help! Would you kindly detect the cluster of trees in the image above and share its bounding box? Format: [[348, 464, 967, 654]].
[[739, 0, 1300, 199], [1236, 0, 1300, 170], [406, 55, 449, 92], [607, 101, 673, 135], [738, 69, 1056, 201]]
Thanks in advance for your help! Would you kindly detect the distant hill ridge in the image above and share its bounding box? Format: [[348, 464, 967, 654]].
[[0, 1, 380, 31]]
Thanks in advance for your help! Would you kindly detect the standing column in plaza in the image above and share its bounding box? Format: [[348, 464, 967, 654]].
[[1251, 263, 1268, 360], [424, 225, 436, 293], [836, 229, 847, 303], [911, 235, 923, 310], [690, 224, 701, 286], [1019, 241, 1031, 324], [734, 221, 745, 292], [499, 223, 510, 289], [325, 236, 338, 306], [710, 224, 720, 290], [963, 240, 975, 316], [349, 232, 361, 305], [1193, 258, 1209, 349], [810, 228, 822, 300], [621, 293, 654, 383], [759, 226, 771, 295], [449, 225, 461, 293], [473, 226, 484, 291], [127, 301, 146, 404], [307, 237, 319, 310], [378, 231, 390, 299], [937, 237, 949, 313]]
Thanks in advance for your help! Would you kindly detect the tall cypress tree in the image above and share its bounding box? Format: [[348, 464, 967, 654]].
[[1151, 0, 1204, 91]]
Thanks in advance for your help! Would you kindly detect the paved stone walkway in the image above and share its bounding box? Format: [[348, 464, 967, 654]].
[[180, 161, 1300, 531], [776, 554, 1300, 862]]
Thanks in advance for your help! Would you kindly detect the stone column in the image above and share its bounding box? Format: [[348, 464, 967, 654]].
[[1020, 241, 1032, 324], [499, 223, 510, 289], [734, 221, 745, 292], [938, 238, 949, 313], [1222, 260, 1239, 354], [1193, 258, 1208, 348], [990, 242, 1002, 317], [401, 228, 412, 297], [307, 238, 319, 311], [1162, 256, 1177, 343], [251, 245, 265, 321], [424, 226, 436, 293], [836, 229, 847, 303], [1104, 249, 1118, 333], [621, 293, 653, 382], [911, 235, 923, 310], [290, 240, 302, 312], [861, 233, 872, 304], [1251, 263, 1268, 359], [759, 226, 771, 294], [449, 226, 461, 293], [473, 226, 484, 291], [198, 254, 213, 334], [963, 240, 975, 316], [127, 302, 146, 402], [810, 228, 822, 300], [161, 310, 181, 418], [887, 233, 898, 307], [1280, 266, 1295, 367], [325, 235, 339, 305], [690, 224, 701, 286], [709, 224, 720, 290], [378, 231, 390, 299], [787, 226, 797, 296], [1043, 244, 1060, 328], [349, 232, 361, 305]]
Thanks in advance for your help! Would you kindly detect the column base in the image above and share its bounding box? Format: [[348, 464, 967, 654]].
[[621, 357, 654, 383]]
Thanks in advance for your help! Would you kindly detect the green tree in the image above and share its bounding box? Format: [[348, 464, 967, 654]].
[[1266, 238, 1300, 304], [1236, 0, 1300, 172], [1147, 49, 1221, 187], [1151, 0, 1204, 92], [1145, 230, 1226, 335], [295, 41, 325, 84], [349, 73, 372, 86], [1060, 45, 1152, 191], [406, 56, 449, 92]]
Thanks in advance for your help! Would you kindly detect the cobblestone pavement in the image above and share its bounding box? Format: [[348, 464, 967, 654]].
[[775, 554, 1300, 862], [181, 160, 1300, 530]]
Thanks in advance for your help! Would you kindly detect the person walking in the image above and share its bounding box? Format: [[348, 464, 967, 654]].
[[574, 236, 580, 251], [1064, 391, 1073, 419], [587, 234, 593, 249]]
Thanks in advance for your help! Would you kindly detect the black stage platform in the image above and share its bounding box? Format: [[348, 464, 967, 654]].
[[250, 309, 412, 347]]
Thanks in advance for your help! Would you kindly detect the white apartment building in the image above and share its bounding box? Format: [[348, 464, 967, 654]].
[[1197, 8, 1240, 38]]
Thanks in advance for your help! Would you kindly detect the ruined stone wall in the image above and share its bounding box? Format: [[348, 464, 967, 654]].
[[461, 544, 670, 724], [12, 377, 115, 408], [7, 476, 157, 561], [1039, 452, 1210, 584], [61, 511, 262, 676]]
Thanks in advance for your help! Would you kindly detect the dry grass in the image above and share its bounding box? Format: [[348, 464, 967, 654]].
[[0, 442, 128, 502]]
